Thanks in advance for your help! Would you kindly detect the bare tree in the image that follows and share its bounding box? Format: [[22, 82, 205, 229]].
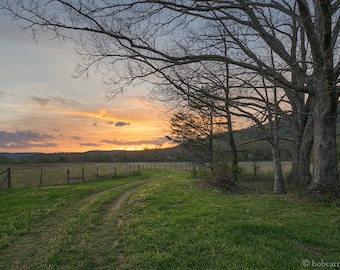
[[282, 4, 314, 185], [1, 1, 339, 193], [149, 28, 288, 192]]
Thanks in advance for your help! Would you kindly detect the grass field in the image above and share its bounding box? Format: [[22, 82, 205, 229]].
[[0, 169, 339, 269], [0, 161, 289, 189]]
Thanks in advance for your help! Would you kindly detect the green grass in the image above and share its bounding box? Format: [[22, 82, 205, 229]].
[[0, 169, 339, 269], [116, 171, 339, 269]]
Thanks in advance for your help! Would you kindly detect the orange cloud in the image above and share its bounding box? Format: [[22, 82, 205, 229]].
[[86, 109, 115, 121]]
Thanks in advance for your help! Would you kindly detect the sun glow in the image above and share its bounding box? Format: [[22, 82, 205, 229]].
[[85, 109, 116, 121]]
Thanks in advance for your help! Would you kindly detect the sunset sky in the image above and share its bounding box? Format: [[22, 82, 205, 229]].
[[0, 13, 172, 153]]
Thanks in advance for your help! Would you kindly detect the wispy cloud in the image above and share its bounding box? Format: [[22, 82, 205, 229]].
[[79, 142, 101, 147], [0, 130, 55, 149], [30, 95, 80, 107], [31, 142, 59, 148], [100, 139, 126, 145], [49, 96, 80, 106], [30, 96, 50, 106]]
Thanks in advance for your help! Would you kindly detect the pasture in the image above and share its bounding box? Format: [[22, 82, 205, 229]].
[[0, 161, 291, 189], [0, 168, 339, 269]]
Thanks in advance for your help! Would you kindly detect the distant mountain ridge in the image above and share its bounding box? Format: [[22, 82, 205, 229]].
[[0, 152, 40, 159], [0, 146, 191, 163]]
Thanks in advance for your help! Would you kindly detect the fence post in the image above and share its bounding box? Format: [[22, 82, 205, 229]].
[[40, 169, 43, 186], [96, 167, 99, 178], [7, 168, 11, 188], [114, 166, 117, 177], [138, 165, 140, 174], [82, 167, 85, 182], [67, 168, 70, 184]]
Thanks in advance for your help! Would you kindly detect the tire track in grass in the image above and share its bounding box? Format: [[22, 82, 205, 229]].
[[88, 171, 168, 269], [0, 179, 151, 270], [88, 181, 151, 269]]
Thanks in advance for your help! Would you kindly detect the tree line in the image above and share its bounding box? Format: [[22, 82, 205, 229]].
[[1, 1, 339, 194]]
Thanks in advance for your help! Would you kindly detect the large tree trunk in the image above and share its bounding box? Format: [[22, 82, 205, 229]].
[[272, 145, 286, 194], [286, 116, 313, 184], [309, 86, 338, 193], [298, 0, 339, 194]]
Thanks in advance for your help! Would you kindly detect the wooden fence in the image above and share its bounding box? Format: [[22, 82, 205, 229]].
[[139, 162, 193, 170], [0, 168, 11, 189], [0, 163, 143, 189], [0, 162, 196, 189]]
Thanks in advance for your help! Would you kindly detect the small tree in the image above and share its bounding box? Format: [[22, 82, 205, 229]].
[[167, 110, 214, 174]]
